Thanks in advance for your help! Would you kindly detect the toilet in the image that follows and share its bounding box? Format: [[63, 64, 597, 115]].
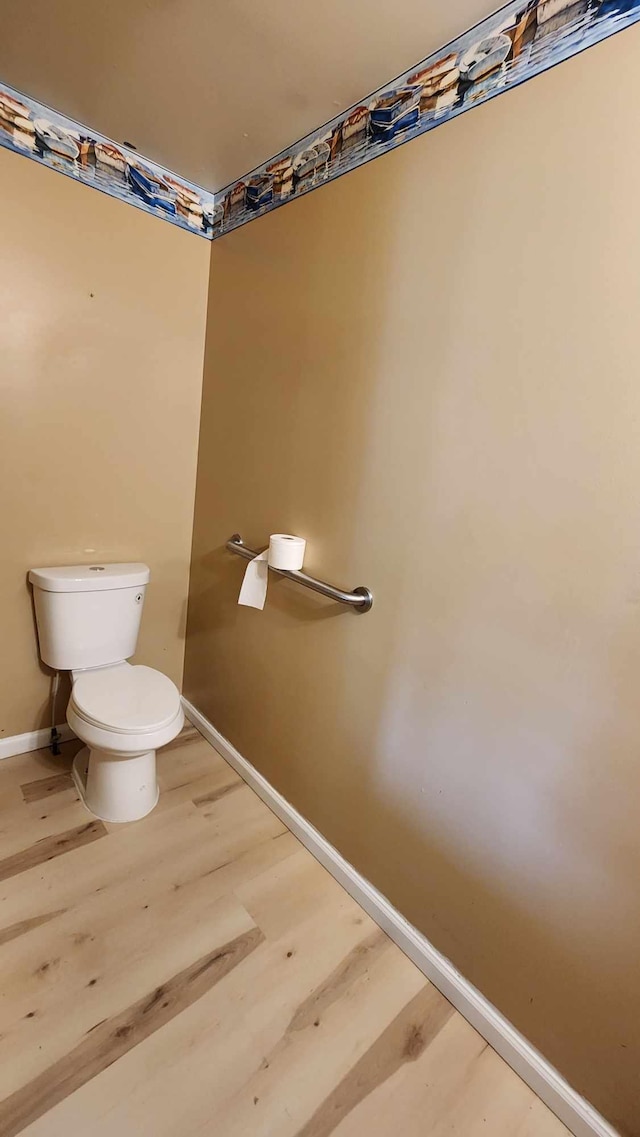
[[28, 562, 184, 823]]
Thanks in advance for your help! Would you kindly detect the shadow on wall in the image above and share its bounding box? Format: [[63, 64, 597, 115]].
[[185, 98, 640, 1135]]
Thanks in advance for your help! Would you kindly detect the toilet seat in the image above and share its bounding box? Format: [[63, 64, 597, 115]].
[[70, 663, 181, 734], [67, 660, 184, 819]]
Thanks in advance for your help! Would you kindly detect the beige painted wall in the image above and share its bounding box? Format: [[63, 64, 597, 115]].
[[186, 26, 640, 1134], [0, 145, 210, 739]]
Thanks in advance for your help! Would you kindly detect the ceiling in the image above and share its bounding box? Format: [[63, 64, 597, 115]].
[[0, 0, 497, 192]]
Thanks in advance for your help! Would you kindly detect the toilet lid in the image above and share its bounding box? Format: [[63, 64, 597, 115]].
[[71, 665, 181, 734]]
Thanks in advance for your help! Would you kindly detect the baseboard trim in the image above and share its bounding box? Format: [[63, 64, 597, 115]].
[[182, 697, 618, 1137], [0, 723, 75, 761]]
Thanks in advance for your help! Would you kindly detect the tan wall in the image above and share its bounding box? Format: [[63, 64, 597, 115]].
[[0, 145, 209, 739], [186, 27, 640, 1135]]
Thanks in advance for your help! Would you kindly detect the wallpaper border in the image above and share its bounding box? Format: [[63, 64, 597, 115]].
[[0, 82, 219, 238]]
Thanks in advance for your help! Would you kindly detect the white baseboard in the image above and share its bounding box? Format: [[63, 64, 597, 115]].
[[182, 697, 618, 1137], [0, 723, 75, 761]]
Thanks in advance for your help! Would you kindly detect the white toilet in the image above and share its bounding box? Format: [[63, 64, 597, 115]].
[[28, 562, 184, 823]]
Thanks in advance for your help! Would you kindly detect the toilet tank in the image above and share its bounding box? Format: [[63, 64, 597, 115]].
[[28, 563, 151, 670]]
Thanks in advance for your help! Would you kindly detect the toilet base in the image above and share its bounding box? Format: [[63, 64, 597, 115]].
[[72, 745, 159, 824]]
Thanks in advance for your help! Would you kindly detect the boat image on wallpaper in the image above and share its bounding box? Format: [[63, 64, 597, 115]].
[[0, 85, 216, 236], [215, 0, 640, 238]]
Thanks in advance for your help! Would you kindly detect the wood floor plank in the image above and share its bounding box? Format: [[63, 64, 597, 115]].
[[0, 820, 107, 883], [287, 928, 391, 1033], [0, 926, 264, 1137], [332, 1011, 489, 1137], [157, 730, 230, 789], [0, 740, 76, 786], [295, 982, 455, 1137], [516, 1097, 574, 1136], [0, 909, 67, 949], [161, 725, 202, 753], [193, 779, 243, 807], [235, 841, 362, 942], [197, 782, 288, 856], [426, 1040, 557, 1137], [20, 773, 76, 804], [0, 795, 94, 862], [0, 742, 78, 813]]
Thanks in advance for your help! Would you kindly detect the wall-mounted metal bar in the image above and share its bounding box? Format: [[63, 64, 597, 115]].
[[226, 535, 373, 613]]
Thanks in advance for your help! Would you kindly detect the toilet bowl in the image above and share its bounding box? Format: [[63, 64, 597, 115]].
[[67, 662, 184, 822]]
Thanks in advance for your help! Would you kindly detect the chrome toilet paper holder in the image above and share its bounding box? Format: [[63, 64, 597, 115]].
[[226, 534, 373, 613]]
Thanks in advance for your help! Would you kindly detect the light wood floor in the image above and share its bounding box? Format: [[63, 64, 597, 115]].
[[0, 726, 571, 1137]]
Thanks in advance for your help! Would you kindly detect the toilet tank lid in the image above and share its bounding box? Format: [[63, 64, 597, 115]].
[[28, 563, 150, 592]]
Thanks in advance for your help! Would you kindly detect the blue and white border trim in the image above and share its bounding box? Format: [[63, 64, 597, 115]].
[[0, 83, 219, 237], [2, 0, 640, 240]]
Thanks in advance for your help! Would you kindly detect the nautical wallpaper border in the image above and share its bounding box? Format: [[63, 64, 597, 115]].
[[0, 83, 219, 238], [2, 0, 640, 241]]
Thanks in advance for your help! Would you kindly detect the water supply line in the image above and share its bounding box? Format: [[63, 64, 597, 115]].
[[50, 670, 62, 755]]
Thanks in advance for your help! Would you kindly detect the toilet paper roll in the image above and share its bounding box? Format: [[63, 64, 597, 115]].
[[238, 534, 306, 610], [266, 534, 306, 570]]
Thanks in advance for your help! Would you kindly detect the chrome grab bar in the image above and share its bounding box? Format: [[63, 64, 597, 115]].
[[226, 534, 373, 613]]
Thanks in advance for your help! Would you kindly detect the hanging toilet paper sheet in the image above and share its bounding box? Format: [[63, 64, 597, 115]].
[[238, 534, 306, 610]]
